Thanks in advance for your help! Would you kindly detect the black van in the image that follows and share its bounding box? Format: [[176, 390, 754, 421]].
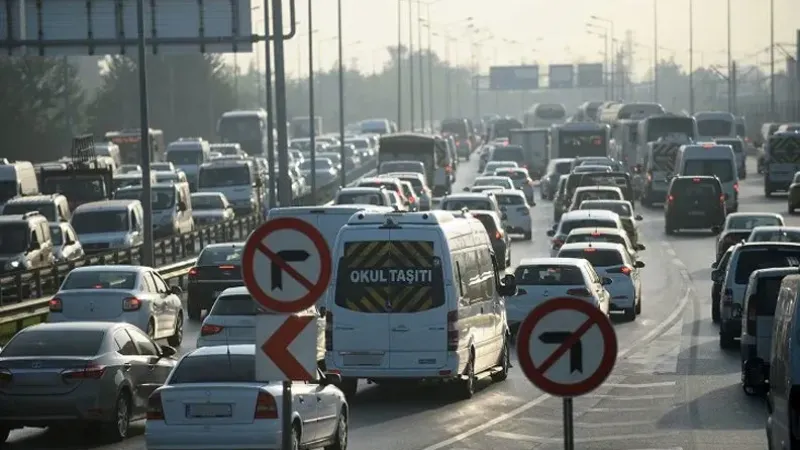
[[664, 175, 725, 235]]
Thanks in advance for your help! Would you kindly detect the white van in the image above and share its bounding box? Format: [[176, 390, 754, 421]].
[[165, 138, 212, 190], [674, 143, 739, 213], [767, 272, 800, 449], [0, 161, 39, 206], [70, 199, 145, 253], [2, 194, 70, 222], [324, 210, 517, 399], [114, 182, 193, 238], [198, 158, 262, 214]]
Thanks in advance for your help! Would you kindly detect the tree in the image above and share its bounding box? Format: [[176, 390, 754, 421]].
[[0, 57, 85, 161], [88, 54, 238, 141]]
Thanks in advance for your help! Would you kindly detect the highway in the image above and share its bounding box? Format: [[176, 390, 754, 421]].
[[6, 156, 772, 449]]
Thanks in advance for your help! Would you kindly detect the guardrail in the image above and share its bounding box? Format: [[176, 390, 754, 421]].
[[0, 157, 377, 342]]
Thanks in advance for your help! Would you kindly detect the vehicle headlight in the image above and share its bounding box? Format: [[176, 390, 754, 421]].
[[5, 260, 21, 270]]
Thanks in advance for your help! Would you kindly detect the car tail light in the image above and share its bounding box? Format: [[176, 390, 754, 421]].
[[515, 288, 528, 296], [722, 288, 733, 307], [668, 195, 675, 203], [746, 300, 757, 335], [147, 392, 164, 420], [719, 194, 725, 203], [254, 391, 278, 419], [567, 288, 591, 297], [188, 267, 198, 281], [693, 177, 701, 183], [49, 297, 62, 312], [219, 265, 236, 270], [552, 238, 564, 249], [122, 297, 142, 311], [647, 173, 653, 182], [607, 266, 632, 276], [447, 310, 459, 351], [734, 183, 739, 193], [446, 165, 452, 173], [201, 324, 224, 336], [62, 363, 106, 380], [408, 195, 416, 204], [495, 231, 502, 239], [325, 310, 333, 351]]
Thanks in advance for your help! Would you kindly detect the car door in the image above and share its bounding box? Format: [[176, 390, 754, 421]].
[[292, 381, 320, 445], [127, 328, 173, 401], [152, 271, 179, 330], [314, 376, 340, 440], [141, 273, 167, 337], [112, 329, 149, 413]]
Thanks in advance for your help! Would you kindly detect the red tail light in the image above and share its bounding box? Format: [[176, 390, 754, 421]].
[[49, 297, 62, 312], [219, 265, 236, 270], [495, 231, 502, 239], [693, 177, 701, 183], [447, 310, 459, 351], [188, 267, 198, 281], [254, 391, 278, 419], [733, 183, 739, 193], [552, 239, 564, 249], [408, 196, 416, 203], [147, 392, 164, 420], [607, 266, 632, 276], [719, 194, 725, 203], [566, 288, 591, 297], [61, 363, 106, 380], [201, 324, 224, 336], [122, 297, 141, 311], [325, 311, 333, 351], [668, 195, 675, 203], [446, 165, 452, 173]]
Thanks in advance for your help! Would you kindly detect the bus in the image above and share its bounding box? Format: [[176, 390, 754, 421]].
[[598, 103, 666, 126], [104, 128, 165, 165], [378, 133, 449, 195], [574, 101, 605, 122], [550, 122, 610, 159], [289, 116, 323, 139], [524, 103, 567, 128], [693, 111, 737, 139], [217, 109, 268, 157], [487, 117, 524, 141]]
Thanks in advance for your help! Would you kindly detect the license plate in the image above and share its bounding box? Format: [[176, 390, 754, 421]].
[[688, 211, 705, 216], [343, 353, 383, 366], [187, 403, 232, 418]]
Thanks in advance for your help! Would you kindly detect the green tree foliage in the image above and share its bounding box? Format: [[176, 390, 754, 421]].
[[0, 57, 85, 162], [88, 54, 238, 141]]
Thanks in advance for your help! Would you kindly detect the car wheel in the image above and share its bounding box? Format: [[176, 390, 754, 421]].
[[491, 337, 510, 382], [103, 391, 131, 442], [711, 298, 720, 323], [325, 411, 348, 450], [188, 302, 202, 321], [167, 313, 183, 347], [291, 425, 300, 450], [635, 297, 642, 315], [623, 307, 636, 321], [147, 319, 156, 339], [524, 231, 532, 240], [456, 351, 476, 400], [0, 426, 9, 443], [340, 378, 358, 399]]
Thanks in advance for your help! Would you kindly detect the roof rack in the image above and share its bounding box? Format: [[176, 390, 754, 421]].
[[71, 134, 96, 164]]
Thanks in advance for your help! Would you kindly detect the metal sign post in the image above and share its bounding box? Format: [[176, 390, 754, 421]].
[[563, 397, 574, 450]]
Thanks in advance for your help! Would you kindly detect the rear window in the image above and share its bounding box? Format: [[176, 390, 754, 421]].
[[729, 215, 782, 230], [335, 240, 444, 313], [209, 294, 265, 315], [552, 161, 572, 175], [750, 229, 800, 243], [337, 193, 382, 205], [62, 270, 137, 290], [491, 147, 525, 164], [674, 181, 720, 197], [474, 214, 499, 233], [442, 199, 492, 211], [397, 177, 423, 189], [495, 194, 525, 206], [360, 181, 400, 192], [566, 233, 626, 246], [198, 246, 244, 266], [576, 190, 621, 202], [755, 276, 785, 316], [514, 265, 585, 285], [380, 162, 423, 174], [440, 120, 468, 136], [579, 202, 631, 217], [1, 329, 105, 357], [734, 248, 800, 284], [558, 248, 624, 267], [169, 354, 255, 384], [475, 178, 510, 188], [561, 219, 617, 235], [682, 159, 735, 183], [496, 170, 527, 180], [717, 140, 744, 153]]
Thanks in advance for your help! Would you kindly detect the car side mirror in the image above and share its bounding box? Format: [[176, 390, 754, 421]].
[[28, 241, 40, 251], [711, 226, 722, 235], [601, 277, 612, 285], [501, 213, 508, 220], [463, 187, 470, 192], [636, 243, 646, 251], [160, 345, 177, 358], [497, 274, 517, 297], [321, 372, 342, 386], [634, 261, 646, 269], [711, 271, 723, 283], [634, 215, 643, 221], [546, 229, 555, 237], [170, 285, 183, 295], [711, 261, 718, 269]]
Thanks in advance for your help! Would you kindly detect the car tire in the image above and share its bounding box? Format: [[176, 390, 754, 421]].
[[524, 231, 532, 240], [719, 327, 737, 349], [711, 298, 721, 323], [290, 425, 300, 450], [0, 426, 9, 443], [635, 297, 642, 315], [146, 319, 156, 339], [339, 378, 358, 399], [325, 411, 349, 450], [188, 302, 202, 321], [103, 391, 131, 442], [623, 307, 636, 321], [491, 337, 510, 382], [167, 313, 183, 347], [456, 352, 476, 400]]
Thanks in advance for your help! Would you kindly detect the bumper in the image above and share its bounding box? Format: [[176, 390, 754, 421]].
[[325, 351, 465, 380], [504, 220, 532, 234], [146, 421, 281, 450], [0, 389, 117, 428]]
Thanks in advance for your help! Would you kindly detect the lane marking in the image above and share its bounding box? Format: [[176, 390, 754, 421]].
[[585, 394, 674, 401], [517, 416, 655, 428], [666, 248, 677, 257], [586, 406, 655, 412], [485, 431, 678, 444], [602, 381, 677, 389], [421, 281, 692, 450]]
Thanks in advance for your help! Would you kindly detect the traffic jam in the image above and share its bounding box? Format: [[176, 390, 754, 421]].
[[2, 106, 800, 449]]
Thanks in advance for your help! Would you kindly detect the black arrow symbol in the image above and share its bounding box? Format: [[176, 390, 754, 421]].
[[272, 250, 309, 290], [539, 331, 583, 373]]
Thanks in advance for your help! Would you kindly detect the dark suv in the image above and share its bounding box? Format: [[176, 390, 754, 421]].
[[664, 175, 725, 235]]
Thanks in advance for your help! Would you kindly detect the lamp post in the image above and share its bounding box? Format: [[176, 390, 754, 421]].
[[397, 0, 403, 130], [307, 0, 317, 197], [337, 0, 345, 186], [689, 0, 695, 114], [590, 16, 615, 99], [586, 25, 609, 100], [653, 0, 659, 102]]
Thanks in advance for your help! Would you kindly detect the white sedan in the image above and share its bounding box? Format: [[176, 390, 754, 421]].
[[145, 344, 348, 450], [48, 265, 184, 346]]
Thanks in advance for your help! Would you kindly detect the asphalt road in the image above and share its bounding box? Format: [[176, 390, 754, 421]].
[[6, 156, 773, 449]]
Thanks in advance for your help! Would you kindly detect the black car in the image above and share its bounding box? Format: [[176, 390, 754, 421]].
[[186, 242, 245, 320], [541, 158, 573, 200], [664, 176, 725, 235]]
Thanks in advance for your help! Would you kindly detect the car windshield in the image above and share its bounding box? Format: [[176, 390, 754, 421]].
[[197, 246, 244, 266], [728, 215, 782, 230], [475, 178, 510, 188], [397, 176, 424, 192], [169, 354, 256, 384], [558, 248, 624, 267], [1, 329, 104, 357], [749, 229, 800, 243], [579, 202, 631, 217], [380, 161, 423, 173], [337, 192, 382, 205], [734, 248, 800, 284], [320, 153, 342, 164], [560, 219, 617, 235], [71, 210, 130, 234], [167, 149, 204, 165], [2, 203, 56, 222], [210, 294, 266, 315], [192, 195, 225, 210], [486, 162, 518, 172], [42, 176, 109, 203], [566, 233, 626, 247], [576, 190, 621, 203], [345, 139, 369, 149], [552, 161, 572, 175], [62, 270, 137, 290], [682, 159, 735, 183], [49, 226, 63, 245], [151, 163, 172, 171], [114, 177, 142, 190], [514, 264, 585, 285], [117, 165, 140, 174], [199, 166, 251, 187], [717, 140, 744, 154], [698, 119, 733, 136], [155, 172, 180, 183], [574, 165, 611, 173], [115, 188, 175, 210], [300, 159, 332, 170], [0, 223, 29, 254], [442, 199, 492, 211]]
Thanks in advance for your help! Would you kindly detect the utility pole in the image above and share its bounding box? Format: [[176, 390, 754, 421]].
[[426, 4, 434, 129], [726, 0, 732, 113], [769, 0, 775, 118], [408, 0, 415, 130], [689, 0, 695, 114], [396, 0, 402, 130], [417, 1, 425, 130], [653, 0, 659, 103], [307, 0, 316, 197]]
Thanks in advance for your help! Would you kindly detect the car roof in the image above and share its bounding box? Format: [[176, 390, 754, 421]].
[[339, 187, 383, 193], [736, 242, 800, 251], [191, 192, 224, 197], [561, 210, 620, 220], [186, 344, 256, 358], [727, 212, 783, 220], [559, 242, 627, 252], [477, 176, 511, 180], [517, 257, 589, 267], [751, 226, 800, 232], [23, 321, 125, 333], [574, 185, 622, 192], [443, 193, 494, 200], [200, 242, 245, 251], [70, 265, 146, 273], [386, 172, 424, 179], [494, 190, 525, 197], [5, 194, 62, 204], [568, 227, 625, 236], [750, 267, 799, 278], [361, 177, 401, 184]]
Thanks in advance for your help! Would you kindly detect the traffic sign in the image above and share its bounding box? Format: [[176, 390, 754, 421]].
[[489, 65, 539, 90], [242, 218, 332, 313], [548, 64, 575, 89], [577, 63, 605, 88], [516, 297, 617, 397], [256, 314, 318, 381]]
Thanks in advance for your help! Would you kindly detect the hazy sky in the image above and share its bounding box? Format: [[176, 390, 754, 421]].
[[231, 0, 797, 80]]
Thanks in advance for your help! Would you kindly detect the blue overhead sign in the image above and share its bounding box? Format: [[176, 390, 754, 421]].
[[577, 63, 605, 88], [548, 65, 575, 89], [489, 65, 540, 90]]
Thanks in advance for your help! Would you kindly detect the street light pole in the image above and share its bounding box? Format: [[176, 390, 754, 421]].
[[445, 34, 452, 116], [417, 1, 425, 130], [397, 0, 403, 130], [337, 0, 346, 187], [727, 0, 732, 113], [769, 0, 775, 118], [689, 0, 695, 114], [308, 0, 317, 197], [426, 4, 434, 127], [653, 0, 659, 103], [408, 0, 415, 130]]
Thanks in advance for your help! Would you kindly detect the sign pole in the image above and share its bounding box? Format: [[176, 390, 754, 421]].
[[562, 397, 574, 450], [282, 380, 293, 449]]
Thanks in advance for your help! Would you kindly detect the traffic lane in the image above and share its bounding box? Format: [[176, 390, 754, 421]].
[[395, 211, 693, 450]]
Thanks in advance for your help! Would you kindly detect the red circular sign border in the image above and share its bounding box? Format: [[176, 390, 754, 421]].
[[516, 297, 617, 397], [242, 217, 332, 313]]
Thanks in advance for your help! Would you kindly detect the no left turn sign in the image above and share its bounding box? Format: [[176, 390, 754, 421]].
[[242, 218, 332, 313]]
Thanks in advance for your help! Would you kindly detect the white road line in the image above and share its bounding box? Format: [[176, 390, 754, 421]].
[[585, 406, 655, 412], [603, 381, 677, 388], [585, 394, 674, 401], [671, 257, 684, 268], [666, 248, 677, 257], [485, 431, 677, 444], [420, 284, 692, 450], [517, 416, 654, 428]]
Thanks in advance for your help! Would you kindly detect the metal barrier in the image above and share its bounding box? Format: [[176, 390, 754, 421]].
[[0, 157, 377, 341]]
